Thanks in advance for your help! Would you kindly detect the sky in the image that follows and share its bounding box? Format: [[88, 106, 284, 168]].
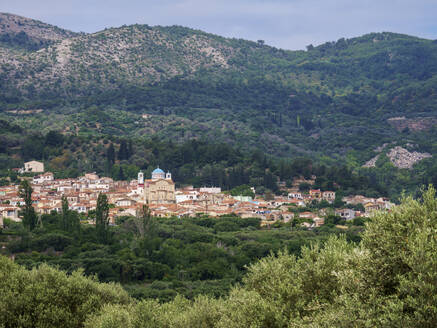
[[1, 0, 437, 50]]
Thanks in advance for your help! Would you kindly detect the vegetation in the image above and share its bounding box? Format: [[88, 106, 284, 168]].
[[18, 180, 38, 231], [1, 16, 437, 200], [0, 15, 436, 326], [1, 19, 437, 162], [1, 186, 436, 327], [1, 204, 363, 302]]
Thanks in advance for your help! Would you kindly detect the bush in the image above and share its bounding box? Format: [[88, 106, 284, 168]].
[[0, 256, 131, 328]]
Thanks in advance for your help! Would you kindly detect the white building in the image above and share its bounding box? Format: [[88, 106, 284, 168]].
[[199, 187, 221, 194], [33, 172, 54, 184], [22, 161, 44, 173], [0, 206, 20, 222], [288, 192, 303, 200], [175, 190, 199, 203]]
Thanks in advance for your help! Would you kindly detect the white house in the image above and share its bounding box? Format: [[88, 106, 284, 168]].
[[0, 206, 20, 222], [115, 198, 136, 207], [335, 208, 356, 221], [22, 161, 44, 173], [288, 192, 303, 200], [199, 187, 221, 194], [33, 172, 54, 184], [175, 190, 199, 203]]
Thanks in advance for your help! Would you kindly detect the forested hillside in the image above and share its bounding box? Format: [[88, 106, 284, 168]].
[[1, 13, 437, 198]]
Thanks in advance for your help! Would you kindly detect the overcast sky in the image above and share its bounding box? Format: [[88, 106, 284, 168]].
[[1, 0, 437, 50]]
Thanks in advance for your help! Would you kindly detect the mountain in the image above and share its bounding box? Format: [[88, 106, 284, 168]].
[[0, 13, 437, 164], [0, 13, 77, 50]]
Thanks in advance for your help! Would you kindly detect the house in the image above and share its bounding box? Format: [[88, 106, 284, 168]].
[[288, 192, 303, 200], [33, 172, 54, 184], [309, 189, 322, 199], [282, 211, 294, 223], [313, 217, 325, 227], [335, 208, 356, 220], [175, 190, 199, 203], [199, 187, 221, 194], [322, 191, 336, 202], [84, 173, 99, 181], [115, 198, 136, 207], [364, 202, 381, 213], [0, 206, 20, 222], [22, 161, 44, 173], [233, 195, 253, 202], [301, 221, 313, 228], [299, 211, 316, 219]]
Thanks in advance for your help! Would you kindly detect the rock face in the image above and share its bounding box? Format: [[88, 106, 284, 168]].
[[363, 155, 380, 168], [387, 117, 437, 132], [386, 146, 432, 169], [363, 146, 432, 169]]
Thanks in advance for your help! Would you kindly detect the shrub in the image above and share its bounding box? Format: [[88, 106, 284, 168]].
[[0, 256, 131, 328]]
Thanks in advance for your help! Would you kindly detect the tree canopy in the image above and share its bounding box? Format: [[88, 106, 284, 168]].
[[1, 186, 436, 327]]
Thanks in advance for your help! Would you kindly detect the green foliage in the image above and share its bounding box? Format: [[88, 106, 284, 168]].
[[75, 187, 437, 327], [95, 193, 110, 243], [61, 196, 80, 234], [228, 184, 255, 198], [18, 180, 38, 230], [0, 256, 130, 328]]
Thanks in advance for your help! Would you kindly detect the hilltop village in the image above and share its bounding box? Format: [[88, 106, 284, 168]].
[[0, 160, 395, 228]]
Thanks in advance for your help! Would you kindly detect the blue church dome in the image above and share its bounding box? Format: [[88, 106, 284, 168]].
[[152, 167, 165, 174]]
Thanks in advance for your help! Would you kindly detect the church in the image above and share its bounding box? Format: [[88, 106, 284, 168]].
[[138, 167, 175, 204]]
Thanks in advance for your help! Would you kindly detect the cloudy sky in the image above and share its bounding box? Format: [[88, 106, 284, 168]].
[[1, 0, 437, 50]]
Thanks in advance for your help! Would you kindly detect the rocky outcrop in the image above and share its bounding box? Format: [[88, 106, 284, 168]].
[[387, 146, 431, 169], [388, 117, 437, 132], [363, 155, 380, 168], [363, 146, 432, 169]]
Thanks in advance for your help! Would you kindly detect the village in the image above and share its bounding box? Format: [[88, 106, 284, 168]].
[[0, 160, 395, 228]]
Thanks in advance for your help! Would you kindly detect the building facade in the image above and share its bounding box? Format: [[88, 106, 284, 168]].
[[143, 168, 175, 204], [23, 161, 44, 173]]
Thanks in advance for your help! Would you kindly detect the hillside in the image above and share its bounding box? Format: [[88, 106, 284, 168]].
[[0, 13, 77, 50], [0, 14, 437, 167]]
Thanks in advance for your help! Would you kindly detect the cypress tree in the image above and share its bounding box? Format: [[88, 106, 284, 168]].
[[95, 193, 109, 243], [106, 143, 115, 164], [118, 140, 128, 160], [127, 140, 133, 158], [18, 180, 37, 231]]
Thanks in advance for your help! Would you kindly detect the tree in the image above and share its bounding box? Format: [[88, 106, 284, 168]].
[[61, 196, 69, 231], [18, 180, 37, 230], [45, 130, 64, 147], [134, 205, 156, 239], [95, 193, 110, 243], [127, 140, 133, 158], [61, 196, 80, 234], [117, 166, 125, 181], [0, 256, 130, 328], [117, 140, 129, 161], [106, 143, 115, 165]]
